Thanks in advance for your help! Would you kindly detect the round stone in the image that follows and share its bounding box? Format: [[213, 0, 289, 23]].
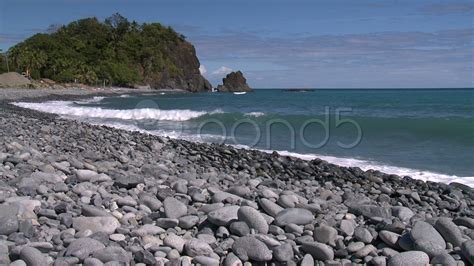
[[302, 242, 334, 261], [208, 206, 240, 226], [314, 225, 338, 245], [232, 236, 273, 262], [388, 251, 429, 266], [237, 206, 269, 234], [410, 221, 446, 257], [274, 208, 313, 226], [163, 197, 188, 219]]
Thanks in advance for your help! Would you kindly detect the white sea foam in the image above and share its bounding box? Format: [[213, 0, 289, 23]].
[[12, 99, 473, 187], [74, 96, 105, 104], [13, 101, 220, 121], [245, 112, 265, 117]]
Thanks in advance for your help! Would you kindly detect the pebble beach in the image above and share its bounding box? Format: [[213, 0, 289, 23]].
[[0, 89, 473, 266]]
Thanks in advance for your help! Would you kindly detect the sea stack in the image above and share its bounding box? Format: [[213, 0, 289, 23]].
[[216, 71, 253, 92]]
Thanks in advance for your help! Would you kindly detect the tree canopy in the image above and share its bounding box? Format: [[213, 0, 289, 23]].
[[4, 13, 187, 86]]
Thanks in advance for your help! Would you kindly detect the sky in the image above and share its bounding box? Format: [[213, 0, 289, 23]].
[[0, 0, 473, 88]]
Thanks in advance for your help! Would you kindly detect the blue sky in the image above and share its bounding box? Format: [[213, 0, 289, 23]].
[[0, 0, 473, 88]]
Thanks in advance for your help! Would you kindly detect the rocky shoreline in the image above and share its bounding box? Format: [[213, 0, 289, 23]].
[[0, 90, 473, 265]]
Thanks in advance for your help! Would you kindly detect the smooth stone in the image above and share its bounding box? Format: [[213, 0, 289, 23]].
[[81, 205, 110, 217], [232, 236, 273, 262], [259, 198, 284, 217], [184, 238, 214, 257], [391, 206, 414, 223], [370, 256, 387, 266], [354, 227, 373, 244], [434, 217, 463, 247], [83, 258, 104, 266], [273, 243, 294, 262], [10, 260, 27, 266], [355, 244, 376, 258], [178, 215, 199, 229], [302, 242, 334, 261], [207, 206, 240, 226], [347, 242, 365, 253], [453, 217, 474, 229], [193, 256, 220, 266], [300, 254, 315, 266], [314, 225, 338, 245], [224, 252, 243, 266], [163, 197, 188, 219], [92, 246, 131, 264], [164, 234, 186, 253], [20, 247, 47, 266], [387, 251, 429, 266], [340, 220, 355, 236], [76, 170, 99, 182], [274, 208, 313, 226], [0, 204, 19, 235], [230, 221, 250, 236], [65, 238, 105, 261], [131, 224, 165, 237], [348, 205, 391, 219], [139, 194, 162, 211], [379, 230, 400, 249], [430, 252, 457, 266], [73, 217, 120, 234], [410, 221, 446, 257], [237, 206, 269, 234], [156, 218, 179, 229], [109, 234, 126, 242], [461, 240, 474, 265]]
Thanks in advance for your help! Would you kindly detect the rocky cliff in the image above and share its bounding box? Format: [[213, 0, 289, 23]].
[[143, 41, 212, 92], [216, 71, 253, 92], [5, 14, 212, 92]]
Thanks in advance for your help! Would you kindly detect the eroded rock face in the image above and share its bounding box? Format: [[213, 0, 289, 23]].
[[216, 71, 253, 92], [146, 41, 212, 92]]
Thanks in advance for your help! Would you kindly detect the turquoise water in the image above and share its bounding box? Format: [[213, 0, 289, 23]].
[[15, 89, 474, 184]]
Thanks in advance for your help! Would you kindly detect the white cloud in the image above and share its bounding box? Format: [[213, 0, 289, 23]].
[[211, 66, 233, 76], [199, 65, 207, 75]]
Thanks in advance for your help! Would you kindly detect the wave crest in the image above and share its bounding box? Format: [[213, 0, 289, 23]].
[[13, 101, 219, 121]]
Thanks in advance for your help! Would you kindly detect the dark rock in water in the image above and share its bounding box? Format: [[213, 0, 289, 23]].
[[216, 71, 253, 92]]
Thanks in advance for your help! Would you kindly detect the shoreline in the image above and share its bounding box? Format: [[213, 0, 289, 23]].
[[0, 88, 473, 265], [5, 88, 472, 187]]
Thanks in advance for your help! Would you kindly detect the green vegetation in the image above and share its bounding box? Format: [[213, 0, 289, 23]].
[[3, 13, 187, 86]]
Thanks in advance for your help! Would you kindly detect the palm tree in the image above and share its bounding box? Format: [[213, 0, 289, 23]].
[[9, 46, 47, 77]]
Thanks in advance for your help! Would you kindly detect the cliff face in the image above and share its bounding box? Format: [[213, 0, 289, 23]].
[[144, 41, 212, 92], [216, 71, 253, 92]]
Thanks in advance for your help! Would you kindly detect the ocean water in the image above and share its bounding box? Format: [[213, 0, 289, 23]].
[[14, 89, 474, 186]]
